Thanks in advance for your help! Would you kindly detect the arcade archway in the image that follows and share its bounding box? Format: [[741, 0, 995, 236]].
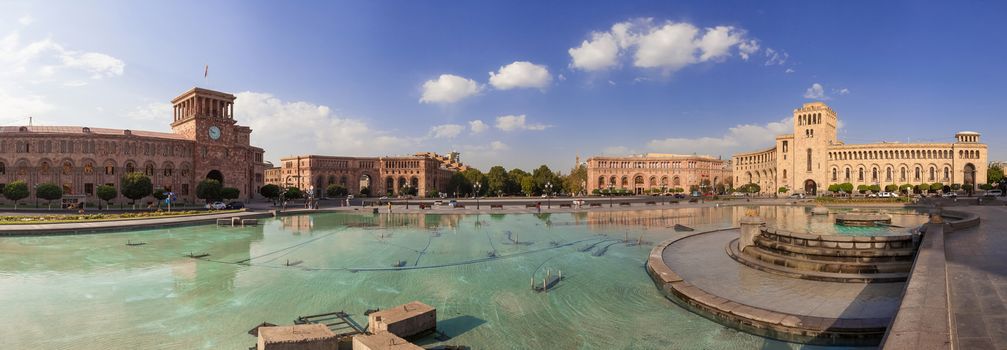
[[804, 179, 817, 196]]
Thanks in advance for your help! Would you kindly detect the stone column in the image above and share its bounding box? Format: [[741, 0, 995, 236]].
[[739, 212, 765, 250]]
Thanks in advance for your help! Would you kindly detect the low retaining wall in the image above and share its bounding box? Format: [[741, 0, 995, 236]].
[[0, 211, 272, 236], [760, 227, 913, 250]]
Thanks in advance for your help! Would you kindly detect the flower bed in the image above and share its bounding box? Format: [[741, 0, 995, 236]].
[[0, 210, 242, 224]]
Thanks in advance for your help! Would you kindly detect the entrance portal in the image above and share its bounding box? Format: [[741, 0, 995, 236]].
[[804, 179, 817, 196], [205, 170, 224, 184]]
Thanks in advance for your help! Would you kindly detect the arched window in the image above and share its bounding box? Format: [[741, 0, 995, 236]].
[[872, 168, 878, 181], [84, 163, 93, 175], [831, 168, 837, 181], [944, 167, 950, 181], [40, 161, 50, 175], [886, 168, 892, 181], [845, 168, 850, 180], [858, 168, 864, 181], [0, 162, 5, 175], [915, 167, 921, 181], [62, 161, 72, 175], [901, 168, 906, 181], [929, 167, 935, 181], [126, 163, 135, 173]]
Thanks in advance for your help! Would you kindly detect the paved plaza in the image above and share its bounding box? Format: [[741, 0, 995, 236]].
[[945, 206, 1007, 349], [663, 229, 903, 319]]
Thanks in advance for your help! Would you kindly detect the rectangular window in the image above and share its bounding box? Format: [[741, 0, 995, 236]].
[[181, 184, 190, 195], [84, 183, 94, 196]]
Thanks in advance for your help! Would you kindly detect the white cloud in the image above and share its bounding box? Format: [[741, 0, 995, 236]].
[[739, 40, 760, 60], [495, 114, 550, 131], [785, 68, 795, 74], [647, 117, 793, 157], [568, 31, 620, 71], [803, 83, 826, 99], [764, 48, 788, 66], [488, 61, 552, 90], [468, 120, 488, 134], [419, 74, 481, 104], [60, 51, 125, 79], [236, 92, 414, 160], [569, 18, 761, 74], [428, 124, 464, 139], [490, 141, 509, 151], [18, 15, 34, 26], [0, 30, 124, 121], [127, 102, 172, 121], [837, 88, 850, 95]]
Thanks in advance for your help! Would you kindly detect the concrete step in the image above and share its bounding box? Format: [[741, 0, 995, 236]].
[[753, 236, 915, 263], [726, 239, 908, 283], [745, 245, 912, 274]]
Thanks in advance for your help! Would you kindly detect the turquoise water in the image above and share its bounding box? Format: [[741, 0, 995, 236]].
[[0, 206, 924, 349]]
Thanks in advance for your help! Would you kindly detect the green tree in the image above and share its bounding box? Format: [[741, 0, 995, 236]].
[[778, 187, 788, 194], [531, 165, 560, 195], [916, 183, 930, 194], [828, 184, 840, 193], [565, 164, 587, 195], [35, 183, 63, 210], [857, 184, 869, 194], [326, 184, 348, 197], [196, 179, 223, 203], [284, 186, 303, 199], [839, 183, 854, 194], [152, 187, 168, 209], [520, 176, 536, 196], [485, 166, 510, 196], [259, 184, 281, 203], [461, 168, 487, 196], [120, 172, 153, 207], [979, 183, 993, 191], [930, 183, 944, 192], [359, 187, 371, 197], [221, 187, 240, 201], [885, 184, 899, 192], [899, 184, 913, 194], [507, 168, 530, 195], [869, 184, 881, 193], [3, 180, 29, 210], [951, 183, 962, 191], [988, 162, 1004, 183], [96, 184, 117, 210], [448, 172, 471, 197]]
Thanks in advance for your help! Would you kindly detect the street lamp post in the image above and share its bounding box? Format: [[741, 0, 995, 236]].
[[474, 182, 482, 209], [545, 182, 553, 209], [403, 183, 411, 209]]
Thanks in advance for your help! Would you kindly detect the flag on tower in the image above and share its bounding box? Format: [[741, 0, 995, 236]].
[[204, 64, 208, 78]]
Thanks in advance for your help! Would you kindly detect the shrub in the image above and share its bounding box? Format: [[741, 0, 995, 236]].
[[96, 184, 117, 209], [35, 183, 63, 209], [930, 183, 944, 192], [221, 187, 240, 201], [259, 184, 281, 201], [196, 179, 223, 203], [778, 187, 788, 193], [885, 184, 898, 192], [869, 184, 881, 193], [857, 184, 869, 194], [120, 172, 153, 205]]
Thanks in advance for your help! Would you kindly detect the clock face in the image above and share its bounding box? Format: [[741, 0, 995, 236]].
[[208, 126, 221, 140]]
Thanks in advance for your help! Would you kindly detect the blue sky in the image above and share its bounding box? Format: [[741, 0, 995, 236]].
[[1, 1, 1004, 172]]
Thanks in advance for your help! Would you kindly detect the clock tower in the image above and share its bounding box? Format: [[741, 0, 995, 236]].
[[170, 87, 262, 198]]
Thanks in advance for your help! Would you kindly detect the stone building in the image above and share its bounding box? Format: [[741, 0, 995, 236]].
[[733, 102, 988, 195], [585, 154, 732, 195], [266, 153, 465, 198], [0, 87, 268, 206]]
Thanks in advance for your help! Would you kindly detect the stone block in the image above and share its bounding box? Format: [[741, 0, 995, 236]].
[[257, 324, 340, 350], [367, 301, 436, 339], [352, 332, 423, 350]]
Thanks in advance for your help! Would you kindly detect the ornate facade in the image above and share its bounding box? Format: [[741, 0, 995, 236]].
[[0, 87, 268, 205], [586, 154, 732, 195], [733, 102, 988, 195], [266, 153, 463, 197]]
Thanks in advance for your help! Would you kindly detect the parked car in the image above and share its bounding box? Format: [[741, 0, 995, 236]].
[[206, 201, 226, 210], [879, 192, 899, 198], [226, 201, 244, 209], [867, 193, 878, 198], [941, 192, 957, 198], [789, 193, 805, 199], [674, 194, 686, 199], [448, 199, 458, 208], [987, 189, 1003, 197]]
